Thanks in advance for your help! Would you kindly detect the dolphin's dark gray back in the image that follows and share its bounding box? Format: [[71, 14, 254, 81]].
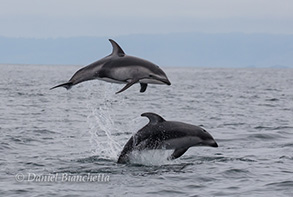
[[50, 39, 171, 93], [117, 113, 218, 164]]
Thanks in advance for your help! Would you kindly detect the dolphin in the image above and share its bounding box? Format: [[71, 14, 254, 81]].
[[50, 39, 171, 94], [117, 112, 218, 164]]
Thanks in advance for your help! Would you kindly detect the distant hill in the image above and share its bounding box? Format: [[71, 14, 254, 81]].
[[0, 33, 292, 67]]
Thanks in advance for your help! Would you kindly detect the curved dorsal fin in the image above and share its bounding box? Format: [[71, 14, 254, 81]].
[[141, 112, 165, 124], [109, 39, 125, 57]]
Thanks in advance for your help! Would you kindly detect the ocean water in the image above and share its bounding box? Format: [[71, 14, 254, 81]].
[[1, 64, 293, 196]]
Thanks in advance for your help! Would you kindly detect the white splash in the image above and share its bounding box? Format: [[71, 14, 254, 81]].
[[129, 149, 176, 166], [86, 82, 122, 161]]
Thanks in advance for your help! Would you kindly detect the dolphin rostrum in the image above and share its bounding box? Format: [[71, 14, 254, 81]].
[[117, 112, 218, 164], [50, 39, 171, 94]]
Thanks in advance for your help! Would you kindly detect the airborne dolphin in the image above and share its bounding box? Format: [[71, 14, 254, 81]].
[[50, 39, 171, 94], [117, 113, 218, 164]]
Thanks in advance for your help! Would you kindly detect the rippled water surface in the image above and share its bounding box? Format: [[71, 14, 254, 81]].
[[1, 64, 293, 196]]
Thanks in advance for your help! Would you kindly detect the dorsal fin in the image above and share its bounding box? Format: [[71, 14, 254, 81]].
[[141, 112, 165, 124], [109, 39, 125, 57]]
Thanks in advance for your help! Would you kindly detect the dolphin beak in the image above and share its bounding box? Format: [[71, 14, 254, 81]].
[[211, 141, 218, 147], [151, 75, 171, 85], [205, 139, 218, 147], [160, 77, 171, 85], [165, 78, 171, 85]]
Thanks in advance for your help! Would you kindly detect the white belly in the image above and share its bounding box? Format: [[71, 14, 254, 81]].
[[98, 77, 126, 84]]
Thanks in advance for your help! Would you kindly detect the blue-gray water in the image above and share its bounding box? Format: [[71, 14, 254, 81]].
[[1, 64, 293, 196]]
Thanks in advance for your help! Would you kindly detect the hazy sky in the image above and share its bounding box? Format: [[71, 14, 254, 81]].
[[1, 0, 293, 38]]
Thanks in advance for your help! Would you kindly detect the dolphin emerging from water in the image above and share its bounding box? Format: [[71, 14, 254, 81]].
[[50, 39, 171, 94], [117, 113, 218, 164]]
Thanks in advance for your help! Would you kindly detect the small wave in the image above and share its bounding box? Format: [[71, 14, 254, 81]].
[[254, 126, 293, 131], [265, 98, 279, 101], [76, 155, 114, 163], [258, 103, 276, 107], [147, 189, 186, 196], [265, 180, 293, 189], [247, 133, 284, 140], [8, 136, 41, 144], [281, 143, 293, 148], [222, 168, 252, 178], [224, 168, 250, 174], [221, 122, 246, 126], [195, 155, 256, 163], [13, 189, 31, 195], [279, 155, 293, 160], [22, 161, 45, 167], [264, 88, 281, 91], [120, 161, 196, 177], [33, 129, 57, 134], [0, 142, 12, 150]]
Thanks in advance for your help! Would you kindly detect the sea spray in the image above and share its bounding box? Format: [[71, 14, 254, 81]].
[[85, 82, 122, 161]]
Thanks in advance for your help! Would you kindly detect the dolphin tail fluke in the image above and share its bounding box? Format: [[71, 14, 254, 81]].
[[115, 79, 139, 94], [50, 82, 73, 90]]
